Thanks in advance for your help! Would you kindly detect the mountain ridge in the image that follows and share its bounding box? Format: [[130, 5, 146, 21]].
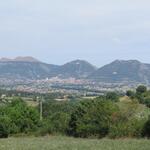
[[88, 59, 150, 84], [0, 56, 40, 62], [0, 57, 150, 84], [54, 60, 97, 78], [0, 57, 96, 80]]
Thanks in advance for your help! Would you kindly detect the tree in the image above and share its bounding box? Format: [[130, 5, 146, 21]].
[[0, 116, 10, 138], [143, 116, 150, 137], [0, 98, 40, 135], [136, 85, 147, 94], [106, 92, 119, 102], [47, 112, 70, 134], [126, 90, 135, 98], [42, 100, 74, 118], [67, 99, 118, 138]]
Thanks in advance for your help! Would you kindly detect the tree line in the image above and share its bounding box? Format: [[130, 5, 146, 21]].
[[0, 85, 150, 138]]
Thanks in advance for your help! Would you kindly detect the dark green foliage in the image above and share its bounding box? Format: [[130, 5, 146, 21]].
[[42, 100, 75, 118], [143, 116, 150, 137], [0, 98, 40, 138], [48, 112, 70, 134], [1, 88, 150, 139], [37, 100, 75, 136], [126, 90, 135, 98], [106, 92, 119, 102], [0, 116, 10, 138], [143, 98, 150, 108], [134, 86, 150, 107], [125, 85, 150, 108], [39, 112, 70, 136], [7, 99, 40, 133], [67, 99, 118, 138], [136, 85, 147, 94]]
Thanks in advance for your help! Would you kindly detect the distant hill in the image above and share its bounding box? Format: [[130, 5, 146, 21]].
[[0, 58, 96, 80], [0, 56, 40, 62], [0, 57, 150, 84], [88, 60, 150, 84], [54, 60, 97, 79], [0, 57, 59, 79]]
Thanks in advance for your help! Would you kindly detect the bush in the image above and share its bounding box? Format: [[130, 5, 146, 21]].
[[106, 92, 119, 102], [36, 120, 53, 136], [48, 112, 70, 134], [6, 99, 40, 133], [0, 116, 10, 138], [42, 100, 74, 118], [0, 98, 40, 136], [143, 116, 150, 137], [67, 99, 118, 138], [126, 90, 135, 99], [143, 98, 150, 108], [134, 87, 150, 107], [108, 100, 148, 138], [109, 118, 146, 138], [37, 112, 70, 136], [136, 85, 147, 94]]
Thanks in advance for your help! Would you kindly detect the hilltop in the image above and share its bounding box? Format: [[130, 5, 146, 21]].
[[0, 57, 150, 84]]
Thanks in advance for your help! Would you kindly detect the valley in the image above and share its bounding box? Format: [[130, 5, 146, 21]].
[[0, 57, 148, 94]]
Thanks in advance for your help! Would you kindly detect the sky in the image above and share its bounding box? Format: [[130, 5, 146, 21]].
[[0, 0, 150, 67]]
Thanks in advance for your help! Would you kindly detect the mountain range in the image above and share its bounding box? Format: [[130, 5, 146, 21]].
[[0, 56, 150, 84], [88, 60, 150, 84]]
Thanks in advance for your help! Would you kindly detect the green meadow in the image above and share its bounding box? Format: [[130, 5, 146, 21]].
[[0, 136, 150, 150]]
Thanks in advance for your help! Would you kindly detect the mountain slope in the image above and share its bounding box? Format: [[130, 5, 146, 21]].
[[1, 57, 150, 83], [0, 61, 59, 80], [0, 56, 40, 62], [88, 60, 150, 83], [0, 58, 96, 80], [53, 60, 97, 78]]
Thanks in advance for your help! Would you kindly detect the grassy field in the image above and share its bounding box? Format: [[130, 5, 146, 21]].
[[0, 136, 150, 150]]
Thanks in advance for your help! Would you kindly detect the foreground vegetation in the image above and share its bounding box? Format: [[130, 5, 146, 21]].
[[0, 136, 150, 150], [0, 85, 150, 139]]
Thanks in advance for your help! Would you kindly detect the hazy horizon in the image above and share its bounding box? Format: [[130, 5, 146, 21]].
[[0, 56, 149, 68], [0, 0, 150, 66]]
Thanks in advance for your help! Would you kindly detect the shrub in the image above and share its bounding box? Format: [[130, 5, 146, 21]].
[[106, 92, 119, 102], [42, 100, 74, 118], [36, 120, 53, 136], [0, 116, 10, 138], [109, 100, 148, 138], [126, 90, 135, 99], [136, 85, 147, 94], [109, 118, 146, 138], [0, 98, 40, 136], [143, 116, 150, 137], [48, 112, 70, 134], [67, 99, 118, 138], [143, 98, 150, 108], [6, 99, 40, 133]]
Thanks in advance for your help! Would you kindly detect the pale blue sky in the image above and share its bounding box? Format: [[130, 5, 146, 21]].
[[0, 0, 150, 67]]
